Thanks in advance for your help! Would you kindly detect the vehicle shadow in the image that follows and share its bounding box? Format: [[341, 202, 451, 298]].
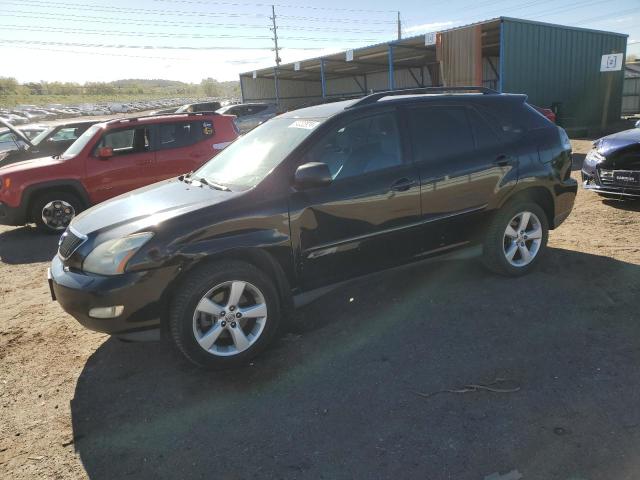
[[571, 152, 585, 171], [70, 247, 640, 480], [0, 226, 59, 264], [602, 198, 640, 212]]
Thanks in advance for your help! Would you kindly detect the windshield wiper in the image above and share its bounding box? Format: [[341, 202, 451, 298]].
[[198, 177, 231, 191]]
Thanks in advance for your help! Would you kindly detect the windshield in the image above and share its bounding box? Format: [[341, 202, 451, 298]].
[[30, 127, 55, 146], [195, 117, 322, 190], [61, 124, 101, 159]]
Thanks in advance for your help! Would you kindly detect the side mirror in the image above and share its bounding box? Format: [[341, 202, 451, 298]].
[[294, 162, 332, 190], [97, 146, 113, 159]]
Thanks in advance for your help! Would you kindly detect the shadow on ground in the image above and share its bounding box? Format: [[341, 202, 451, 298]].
[[0, 226, 59, 264], [71, 248, 640, 480], [602, 198, 640, 212]]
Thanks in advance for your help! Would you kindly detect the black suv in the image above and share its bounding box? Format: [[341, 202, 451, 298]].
[[49, 87, 577, 368]]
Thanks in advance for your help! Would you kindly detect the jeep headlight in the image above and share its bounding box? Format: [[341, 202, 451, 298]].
[[83, 232, 153, 276], [584, 149, 605, 166]]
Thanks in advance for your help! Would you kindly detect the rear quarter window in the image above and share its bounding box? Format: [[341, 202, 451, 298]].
[[157, 121, 213, 151]]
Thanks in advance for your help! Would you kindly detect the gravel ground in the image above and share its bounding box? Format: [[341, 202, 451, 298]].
[[1, 139, 639, 480]]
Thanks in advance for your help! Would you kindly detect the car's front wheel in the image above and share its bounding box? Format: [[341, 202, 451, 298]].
[[482, 200, 549, 276], [31, 191, 83, 234], [169, 260, 281, 369]]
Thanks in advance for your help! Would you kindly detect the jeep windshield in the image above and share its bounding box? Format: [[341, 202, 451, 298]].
[[195, 117, 322, 190], [60, 124, 102, 159]]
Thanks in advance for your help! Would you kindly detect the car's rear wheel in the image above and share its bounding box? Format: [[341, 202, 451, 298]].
[[482, 200, 549, 276], [31, 191, 83, 234], [169, 260, 281, 369]]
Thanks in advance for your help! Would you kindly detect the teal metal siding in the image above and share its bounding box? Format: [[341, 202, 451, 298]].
[[501, 18, 627, 130]]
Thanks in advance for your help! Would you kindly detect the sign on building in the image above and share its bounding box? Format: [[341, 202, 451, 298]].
[[425, 32, 437, 46], [600, 53, 623, 72], [346, 50, 354, 62]]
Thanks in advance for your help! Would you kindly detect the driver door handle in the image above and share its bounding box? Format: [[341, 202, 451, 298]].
[[390, 178, 416, 192]]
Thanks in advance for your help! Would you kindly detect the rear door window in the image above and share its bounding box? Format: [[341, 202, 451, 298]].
[[467, 108, 503, 150], [156, 121, 213, 151], [406, 106, 474, 163]]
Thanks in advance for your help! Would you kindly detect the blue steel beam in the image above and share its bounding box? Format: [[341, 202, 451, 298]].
[[320, 59, 327, 99], [388, 45, 395, 90]]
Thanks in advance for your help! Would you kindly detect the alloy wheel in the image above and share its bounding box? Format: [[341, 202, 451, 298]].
[[192, 280, 268, 357], [41, 200, 75, 231], [502, 211, 543, 267]]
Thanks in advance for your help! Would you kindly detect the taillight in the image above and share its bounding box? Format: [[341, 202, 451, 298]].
[[558, 126, 571, 151]]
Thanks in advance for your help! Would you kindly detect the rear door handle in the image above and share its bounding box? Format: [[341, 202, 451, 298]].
[[390, 178, 416, 192], [494, 154, 515, 167]]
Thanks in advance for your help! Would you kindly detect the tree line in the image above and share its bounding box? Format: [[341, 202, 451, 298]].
[[0, 77, 240, 99]]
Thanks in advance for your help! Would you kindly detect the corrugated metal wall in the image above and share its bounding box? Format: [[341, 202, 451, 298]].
[[241, 75, 323, 110], [501, 18, 627, 130], [241, 67, 434, 110], [622, 77, 640, 115]]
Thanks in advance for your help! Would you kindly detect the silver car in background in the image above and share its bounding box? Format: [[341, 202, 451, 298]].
[[216, 102, 278, 133]]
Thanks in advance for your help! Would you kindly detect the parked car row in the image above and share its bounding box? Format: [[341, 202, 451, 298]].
[[0, 97, 231, 125]]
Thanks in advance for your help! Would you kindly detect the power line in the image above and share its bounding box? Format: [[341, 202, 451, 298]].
[[3, 0, 396, 24], [0, 24, 383, 43], [0, 38, 326, 51], [3, 10, 393, 34], [0, 43, 189, 61], [152, 0, 397, 14], [1, 0, 267, 18]]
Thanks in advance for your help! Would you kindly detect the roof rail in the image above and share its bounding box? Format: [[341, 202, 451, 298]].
[[111, 111, 219, 123], [345, 86, 499, 109]]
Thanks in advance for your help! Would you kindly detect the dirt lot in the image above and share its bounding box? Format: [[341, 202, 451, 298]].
[[1, 139, 639, 480]]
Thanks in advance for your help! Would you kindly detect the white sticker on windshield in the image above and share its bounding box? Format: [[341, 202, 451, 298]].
[[288, 120, 320, 130]]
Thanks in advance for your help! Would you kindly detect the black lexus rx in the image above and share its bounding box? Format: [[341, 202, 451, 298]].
[[49, 87, 577, 368]]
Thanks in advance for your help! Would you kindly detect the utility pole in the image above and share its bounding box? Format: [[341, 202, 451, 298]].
[[270, 5, 281, 111], [397, 11, 401, 40]]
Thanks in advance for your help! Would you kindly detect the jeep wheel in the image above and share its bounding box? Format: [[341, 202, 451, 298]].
[[31, 191, 83, 234], [169, 260, 281, 369], [482, 200, 549, 276]]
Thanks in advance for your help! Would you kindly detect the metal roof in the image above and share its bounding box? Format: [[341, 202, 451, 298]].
[[241, 16, 627, 81]]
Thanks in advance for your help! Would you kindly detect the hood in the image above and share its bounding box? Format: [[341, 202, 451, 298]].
[[595, 128, 640, 156], [0, 119, 32, 148], [71, 178, 242, 236], [0, 155, 61, 174]]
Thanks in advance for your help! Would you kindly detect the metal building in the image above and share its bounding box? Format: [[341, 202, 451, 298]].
[[239, 17, 628, 132]]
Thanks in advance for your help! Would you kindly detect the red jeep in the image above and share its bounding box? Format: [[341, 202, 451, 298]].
[[0, 112, 238, 232]]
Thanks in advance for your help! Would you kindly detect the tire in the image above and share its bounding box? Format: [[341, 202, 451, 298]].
[[30, 191, 84, 234], [482, 200, 549, 277], [169, 260, 282, 369]]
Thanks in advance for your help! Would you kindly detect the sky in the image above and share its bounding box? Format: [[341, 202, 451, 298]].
[[0, 0, 638, 84]]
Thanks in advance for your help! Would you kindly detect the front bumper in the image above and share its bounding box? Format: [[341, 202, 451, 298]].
[[49, 255, 178, 335], [0, 201, 28, 226], [581, 170, 640, 198]]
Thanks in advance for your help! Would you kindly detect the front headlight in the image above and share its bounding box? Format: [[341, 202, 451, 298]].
[[584, 149, 605, 166], [83, 232, 153, 276]]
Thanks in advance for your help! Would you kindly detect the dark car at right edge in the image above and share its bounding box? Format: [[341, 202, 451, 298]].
[[581, 127, 640, 199], [48, 87, 577, 369]]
